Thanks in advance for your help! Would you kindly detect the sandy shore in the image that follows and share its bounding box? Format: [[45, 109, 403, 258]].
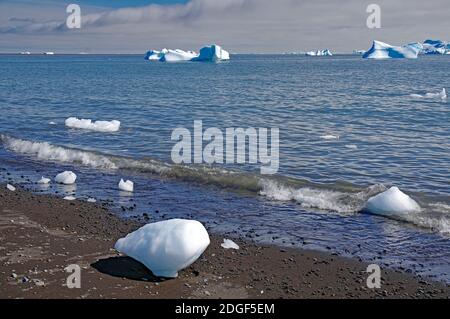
[[0, 185, 448, 299]]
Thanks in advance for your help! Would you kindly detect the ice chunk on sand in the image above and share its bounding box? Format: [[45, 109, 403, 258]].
[[6, 184, 16, 191], [410, 88, 447, 100], [65, 117, 120, 132], [115, 219, 210, 278], [362, 40, 422, 59], [87, 198, 97, 203], [37, 176, 51, 184], [364, 186, 420, 216], [55, 171, 77, 185], [192, 45, 230, 62], [118, 179, 134, 192], [63, 196, 76, 201], [221, 239, 239, 250]]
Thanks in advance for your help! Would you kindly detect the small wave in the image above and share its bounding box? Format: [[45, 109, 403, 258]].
[[65, 117, 120, 132], [410, 88, 447, 100]]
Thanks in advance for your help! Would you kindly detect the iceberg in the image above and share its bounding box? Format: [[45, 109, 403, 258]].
[[410, 88, 447, 100], [362, 40, 422, 59], [114, 219, 210, 278], [65, 117, 120, 132], [118, 179, 134, 192], [364, 186, 420, 216], [305, 49, 333, 56], [421, 39, 449, 55], [55, 171, 77, 185], [144, 44, 230, 62]]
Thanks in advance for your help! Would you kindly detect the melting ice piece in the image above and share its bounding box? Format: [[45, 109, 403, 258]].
[[6, 184, 16, 191], [65, 117, 120, 132], [411, 88, 447, 100], [362, 40, 422, 59], [118, 179, 134, 192], [221, 239, 239, 250], [87, 198, 97, 203], [115, 219, 210, 278], [38, 176, 51, 184], [55, 171, 77, 185], [364, 186, 420, 216], [320, 134, 339, 140], [345, 144, 358, 149], [63, 195, 76, 201]]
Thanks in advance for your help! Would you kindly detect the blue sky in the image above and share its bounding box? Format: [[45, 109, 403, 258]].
[[0, 0, 449, 53]]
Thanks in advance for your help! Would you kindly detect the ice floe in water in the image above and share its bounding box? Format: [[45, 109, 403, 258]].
[[421, 39, 450, 55], [362, 40, 422, 59], [320, 134, 339, 140], [37, 176, 51, 184], [55, 171, 77, 185], [410, 88, 447, 100], [87, 198, 97, 203], [6, 184, 16, 191], [118, 179, 134, 192], [364, 187, 421, 217], [65, 117, 120, 132], [305, 49, 333, 56], [145, 44, 230, 62], [115, 219, 210, 278], [221, 239, 239, 250], [63, 195, 76, 201], [345, 144, 358, 150]]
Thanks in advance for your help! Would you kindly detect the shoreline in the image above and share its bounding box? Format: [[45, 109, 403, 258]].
[[0, 185, 448, 299]]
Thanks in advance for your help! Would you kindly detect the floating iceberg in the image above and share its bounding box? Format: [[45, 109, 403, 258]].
[[364, 186, 420, 216], [37, 176, 51, 184], [115, 219, 210, 278], [221, 239, 239, 250], [305, 49, 333, 56], [410, 88, 447, 100], [145, 44, 230, 62], [6, 184, 16, 191], [118, 179, 134, 192], [421, 39, 450, 55], [65, 117, 120, 133], [55, 171, 77, 185], [362, 40, 422, 59]]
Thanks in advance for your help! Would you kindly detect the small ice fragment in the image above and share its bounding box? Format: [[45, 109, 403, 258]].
[[38, 176, 51, 184], [119, 179, 134, 192], [63, 195, 76, 201], [320, 134, 339, 140], [65, 117, 120, 132], [115, 219, 210, 278], [87, 198, 97, 203], [6, 184, 16, 191], [55, 171, 77, 185], [49, 121, 56, 125], [221, 239, 239, 250], [345, 144, 358, 149], [364, 186, 420, 216]]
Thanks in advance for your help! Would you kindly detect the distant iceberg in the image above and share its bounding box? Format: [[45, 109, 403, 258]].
[[305, 49, 333, 56], [410, 88, 447, 100], [362, 40, 422, 59], [421, 39, 450, 55], [145, 44, 230, 62]]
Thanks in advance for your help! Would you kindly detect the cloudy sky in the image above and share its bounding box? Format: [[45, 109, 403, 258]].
[[0, 0, 448, 53]]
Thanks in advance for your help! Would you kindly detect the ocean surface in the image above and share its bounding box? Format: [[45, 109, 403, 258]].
[[0, 54, 449, 282]]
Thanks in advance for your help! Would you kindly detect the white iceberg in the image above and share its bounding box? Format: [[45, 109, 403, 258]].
[[410, 88, 447, 100], [145, 44, 230, 62], [37, 176, 51, 184], [364, 186, 420, 216], [192, 45, 230, 62], [55, 171, 77, 185], [118, 179, 134, 192], [114, 219, 210, 278], [65, 117, 120, 133], [362, 40, 422, 59], [221, 239, 239, 250], [305, 49, 333, 57], [6, 184, 16, 191]]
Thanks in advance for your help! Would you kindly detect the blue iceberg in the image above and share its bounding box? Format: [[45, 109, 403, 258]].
[[362, 40, 422, 59], [144, 45, 230, 62], [421, 39, 450, 55]]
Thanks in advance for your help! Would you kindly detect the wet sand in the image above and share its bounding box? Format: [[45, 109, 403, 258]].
[[0, 185, 449, 299]]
